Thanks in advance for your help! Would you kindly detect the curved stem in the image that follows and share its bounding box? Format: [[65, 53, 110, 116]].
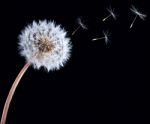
[[0, 62, 31, 124]]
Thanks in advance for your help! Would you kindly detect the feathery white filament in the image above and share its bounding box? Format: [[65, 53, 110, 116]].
[[107, 7, 117, 20], [103, 31, 110, 45], [18, 20, 72, 71], [77, 18, 88, 30], [130, 5, 147, 20]]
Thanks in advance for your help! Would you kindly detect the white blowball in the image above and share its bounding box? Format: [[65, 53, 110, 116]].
[[18, 20, 72, 71]]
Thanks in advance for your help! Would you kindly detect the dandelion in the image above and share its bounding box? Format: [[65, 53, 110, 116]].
[[102, 6, 117, 22], [130, 5, 147, 28], [72, 17, 88, 35], [92, 30, 111, 45], [0, 20, 72, 124]]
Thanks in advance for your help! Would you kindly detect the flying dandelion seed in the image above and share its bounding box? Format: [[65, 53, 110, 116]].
[[130, 5, 147, 29], [0, 20, 72, 124], [72, 17, 87, 35], [92, 30, 111, 45], [102, 6, 117, 21]]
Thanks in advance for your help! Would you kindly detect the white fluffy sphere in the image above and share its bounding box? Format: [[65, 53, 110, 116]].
[[18, 20, 72, 71]]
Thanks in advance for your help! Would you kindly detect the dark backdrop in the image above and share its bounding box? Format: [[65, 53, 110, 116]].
[[0, 0, 149, 123]]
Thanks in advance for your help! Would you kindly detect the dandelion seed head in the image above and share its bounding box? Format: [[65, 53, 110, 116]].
[[77, 17, 88, 30], [130, 5, 147, 20], [18, 20, 72, 71], [107, 6, 117, 20]]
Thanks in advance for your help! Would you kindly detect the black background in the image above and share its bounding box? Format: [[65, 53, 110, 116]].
[[0, 0, 149, 123]]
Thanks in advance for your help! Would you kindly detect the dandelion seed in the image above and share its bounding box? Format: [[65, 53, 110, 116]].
[[130, 5, 147, 28], [0, 20, 72, 124], [72, 17, 87, 35], [92, 30, 111, 45], [103, 6, 117, 21]]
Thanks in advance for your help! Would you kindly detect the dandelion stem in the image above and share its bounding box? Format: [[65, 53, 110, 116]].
[[130, 15, 138, 29], [102, 14, 111, 21], [72, 26, 80, 35], [92, 37, 105, 41], [0, 62, 31, 124]]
